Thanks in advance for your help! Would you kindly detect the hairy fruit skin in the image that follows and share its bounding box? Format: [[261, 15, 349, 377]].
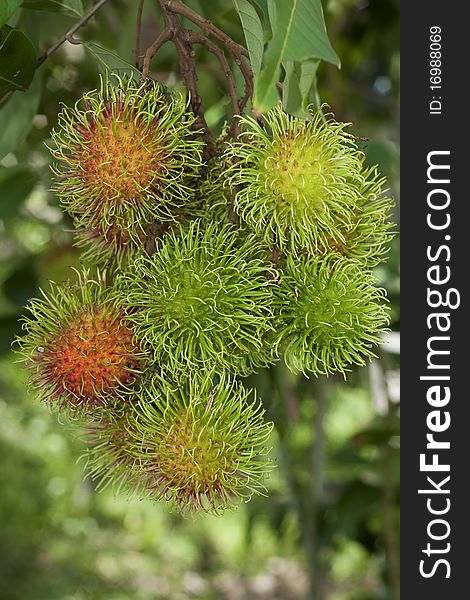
[[117, 220, 277, 376], [17, 270, 144, 411], [225, 106, 393, 259], [83, 411, 140, 494], [50, 77, 204, 243], [126, 373, 273, 514], [274, 254, 390, 376], [73, 221, 149, 266]]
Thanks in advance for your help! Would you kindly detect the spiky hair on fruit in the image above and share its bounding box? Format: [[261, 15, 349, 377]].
[[316, 165, 395, 267], [116, 371, 273, 514], [49, 76, 204, 243], [274, 254, 389, 376], [191, 152, 235, 225], [82, 411, 137, 493], [16, 269, 144, 412], [116, 220, 277, 376], [225, 105, 392, 256], [73, 221, 149, 266]]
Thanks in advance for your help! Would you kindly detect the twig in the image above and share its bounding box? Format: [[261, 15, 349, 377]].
[[141, 29, 173, 80], [166, 0, 253, 115], [134, 0, 146, 68], [375, 351, 400, 600], [306, 377, 328, 600], [185, 31, 239, 122], [145, 221, 170, 254], [139, 0, 254, 153], [0, 0, 110, 108], [165, 0, 249, 60], [151, 0, 214, 157], [37, 0, 110, 68]]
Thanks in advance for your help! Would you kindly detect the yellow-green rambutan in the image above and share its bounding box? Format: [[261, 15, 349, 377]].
[[123, 372, 274, 514], [50, 77, 204, 244], [274, 254, 390, 376], [16, 269, 145, 411], [225, 106, 393, 258], [116, 220, 277, 376]]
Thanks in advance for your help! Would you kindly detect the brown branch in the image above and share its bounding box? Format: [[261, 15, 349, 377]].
[[164, 0, 249, 60], [141, 29, 173, 80], [37, 0, 110, 68], [134, 0, 146, 68], [185, 31, 239, 122], [0, 0, 110, 108], [145, 221, 170, 254], [150, 0, 214, 157], [141, 0, 256, 154], [166, 0, 253, 114]]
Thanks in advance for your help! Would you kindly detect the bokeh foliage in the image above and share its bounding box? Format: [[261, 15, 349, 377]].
[[0, 1, 399, 598]]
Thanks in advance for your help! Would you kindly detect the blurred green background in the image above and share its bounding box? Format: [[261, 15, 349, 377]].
[[0, 1, 399, 599]]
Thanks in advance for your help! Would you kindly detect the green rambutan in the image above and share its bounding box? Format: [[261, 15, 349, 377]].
[[124, 372, 273, 514], [225, 106, 393, 256], [274, 254, 389, 376], [50, 77, 204, 242], [16, 269, 144, 411], [117, 220, 277, 376]]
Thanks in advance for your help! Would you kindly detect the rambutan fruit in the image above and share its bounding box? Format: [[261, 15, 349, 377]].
[[274, 254, 389, 376], [225, 106, 393, 256], [123, 372, 273, 514], [16, 269, 144, 411], [117, 220, 277, 376], [50, 77, 204, 243]]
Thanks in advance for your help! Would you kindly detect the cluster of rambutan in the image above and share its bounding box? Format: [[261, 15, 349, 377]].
[[17, 77, 394, 515]]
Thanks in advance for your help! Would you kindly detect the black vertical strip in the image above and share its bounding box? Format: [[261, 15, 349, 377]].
[[401, 3, 469, 596]]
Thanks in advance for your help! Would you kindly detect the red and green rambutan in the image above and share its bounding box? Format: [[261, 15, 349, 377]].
[[16, 269, 145, 411], [225, 106, 393, 259], [274, 254, 390, 376], [50, 76, 205, 244]]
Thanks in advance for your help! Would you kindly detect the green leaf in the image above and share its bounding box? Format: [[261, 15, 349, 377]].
[[21, 0, 84, 18], [0, 70, 42, 160], [254, 0, 339, 111], [0, 26, 37, 96], [232, 0, 263, 77], [282, 61, 301, 115], [0, 1, 23, 28], [83, 42, 141, 81], [279, 0, 339, 64], [282, 58, 319, 116], [0, 165, 38, 220], [250, 0, 269, 22]]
